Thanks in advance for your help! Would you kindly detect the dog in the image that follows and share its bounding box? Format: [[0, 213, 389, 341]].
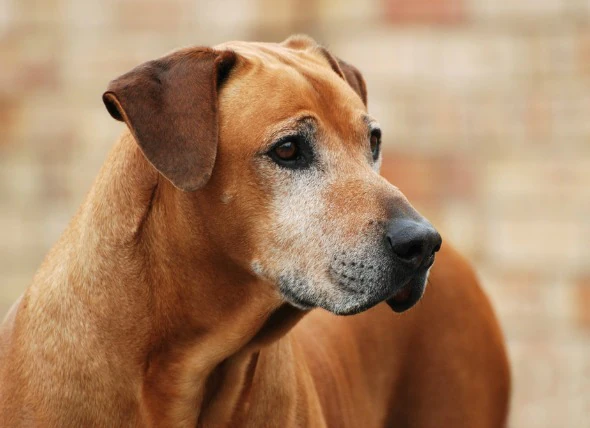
[[0, 35, 510, 427]]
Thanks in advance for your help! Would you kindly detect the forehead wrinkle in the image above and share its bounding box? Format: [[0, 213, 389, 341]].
[[219, 40, 370, 152], [261, 115, 318, 145], [217, 41, 332, 74], [296, 67, 367, 130], [220, 41, 358, 106], [220, 40, 364, 112], [319, 107, 372, 151]]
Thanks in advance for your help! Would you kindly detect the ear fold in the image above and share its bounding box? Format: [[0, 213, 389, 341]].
[[103, 48, 237, 191], [281, 35, 368, 107], [336, 58, 368, 107], [315, 46, 369, 107]]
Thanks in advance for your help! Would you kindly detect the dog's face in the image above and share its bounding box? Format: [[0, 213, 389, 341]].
[[103, 36, 441, 315]]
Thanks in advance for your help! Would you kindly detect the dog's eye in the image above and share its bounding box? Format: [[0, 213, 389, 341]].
[[370, 129, 381, 161], [267, 136, 313, 169], [273, 141, 299, 161]]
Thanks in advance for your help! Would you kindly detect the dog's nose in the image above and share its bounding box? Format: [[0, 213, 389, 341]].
[[386, 219, 442, 269]]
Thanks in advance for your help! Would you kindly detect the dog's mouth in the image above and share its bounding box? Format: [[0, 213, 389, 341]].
[[279, 253, 433, 316], [386, 273, 428, 313], [388, 282, 412, 304], [326, 254, 432, 314]]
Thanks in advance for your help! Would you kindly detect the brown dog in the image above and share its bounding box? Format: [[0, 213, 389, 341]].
[[0, 35, 510, 427]]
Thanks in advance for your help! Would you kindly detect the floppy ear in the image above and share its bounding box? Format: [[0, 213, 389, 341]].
[[336, 58, 368, 107], [103, 48, 237, 191]]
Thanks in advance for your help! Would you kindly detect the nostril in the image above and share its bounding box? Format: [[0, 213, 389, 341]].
[[390, 239, 425, 263], [433, 240, 441, 254]]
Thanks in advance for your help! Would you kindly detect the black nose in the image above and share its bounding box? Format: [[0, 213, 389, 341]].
[[386, 219, 442, 269]]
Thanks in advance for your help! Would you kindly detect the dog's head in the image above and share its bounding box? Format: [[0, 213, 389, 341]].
[[103, 35, 441, 315]]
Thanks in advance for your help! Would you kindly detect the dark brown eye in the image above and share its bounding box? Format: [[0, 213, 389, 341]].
[[273, 141, 299, 161], [370, 130, 381, 161], [267, 135, 313, 169]]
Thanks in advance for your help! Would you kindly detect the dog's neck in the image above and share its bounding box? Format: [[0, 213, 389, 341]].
[[56, 133, 304, 425]]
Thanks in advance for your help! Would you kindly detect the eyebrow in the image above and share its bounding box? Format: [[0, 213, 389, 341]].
[[260, 115, 318, 151], [362, 114, 379, 127], [267, 115, 317, 139]]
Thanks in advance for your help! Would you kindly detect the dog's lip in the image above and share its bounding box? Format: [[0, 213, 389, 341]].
[[390, 282, 413, 303], [386, 254, 435, 312], [386, 281, 413, 310], [386, 271, 428, 313], [424, 254, 435, 269]]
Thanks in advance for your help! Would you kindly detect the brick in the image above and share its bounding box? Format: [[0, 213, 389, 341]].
[[318, 0, 378, 22], [525, 91, 553, 141], [62, 0, 110, 28], [380, 152, 476, 204], [485, 218, 587, 272], [383, 0, 465, 24], [0, 95, 20, 146], [13, 0, 63, 24], [0, 28, 63, 95], [483, 157, 590, 211], [330, 30, 443, 81], [577, 29, 590, 74], [112, 0, 189, 32], [548, 83, 590, 139], [531, 33, 576, 77], [470, 0, 568, 20], [0, 0, 13, 33], [381, 153, 441, 204], [508, 340, 590, 428], [478, 269, 577, 337], [0, 156, 40, 204], [437, 202, 480, 257], [0, 209, 28, 251], [574, 275, 590, 329]]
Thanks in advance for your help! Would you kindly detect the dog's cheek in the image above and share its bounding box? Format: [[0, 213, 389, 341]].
[[249, 163, 385, 301], [251, 170, 333, 283]]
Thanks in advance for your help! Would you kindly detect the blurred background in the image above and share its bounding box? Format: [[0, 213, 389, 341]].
[[0, 0, 589, 426]]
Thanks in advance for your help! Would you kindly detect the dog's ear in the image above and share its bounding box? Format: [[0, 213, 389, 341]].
[[336, 58, 368, 107], [314, 45, 368, 107], [282, 36, 368, 107], [103, 48, 237, 191]]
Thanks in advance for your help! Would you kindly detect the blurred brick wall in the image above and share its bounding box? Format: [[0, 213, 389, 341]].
[[0, 0, 589, 426]]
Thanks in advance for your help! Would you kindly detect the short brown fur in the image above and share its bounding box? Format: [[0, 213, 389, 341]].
[[0, 37, 510, 427]]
